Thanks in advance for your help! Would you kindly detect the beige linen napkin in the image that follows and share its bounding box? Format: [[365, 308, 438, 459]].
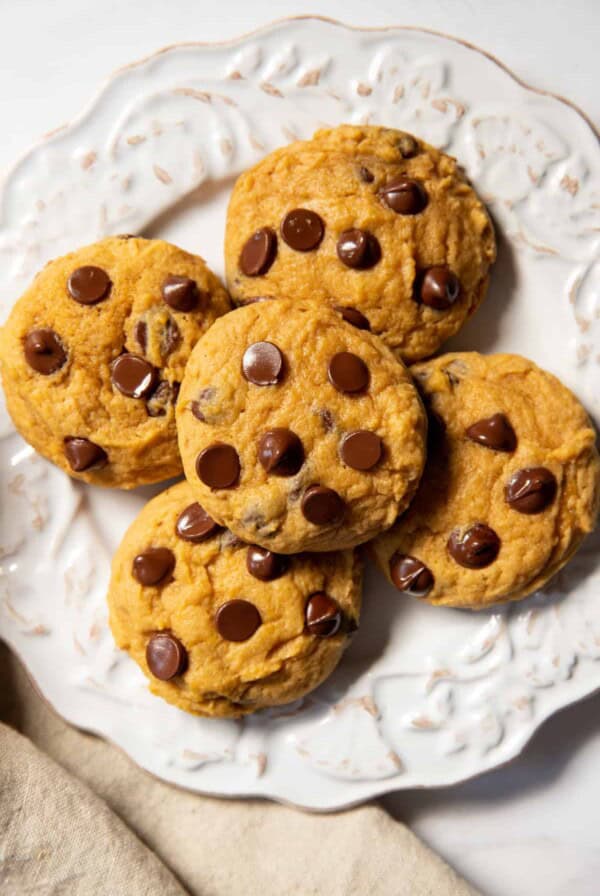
[[0, 643, 478, 895]]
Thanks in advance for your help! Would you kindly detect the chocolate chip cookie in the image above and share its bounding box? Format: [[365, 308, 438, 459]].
[[371, 353, 600, 608], [107, 481, 362, 716], [177, 299, 427, 553], [225, 125, 496, 362], [0, 236, 231, 487]]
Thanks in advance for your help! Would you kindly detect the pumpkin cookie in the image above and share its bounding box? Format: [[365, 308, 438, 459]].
[[0, 236, 231, 487], [225, 125, 495, 362], [107, 481, 362, 717], [177, 299, 427, 553], [371, 352, 600, 609]]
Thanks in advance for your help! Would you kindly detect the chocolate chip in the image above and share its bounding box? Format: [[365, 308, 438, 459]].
[[133, 547, 176, 586], [397, 134, 419, 158], [215, 599, 262, 642], [191, 402, 205, 421], [466, 414, 517, 452], [246, 545, 288, 581], [505, 467, 557, 514], [418, 266, 461, 310], [146, 632, 187, 680], [191, 386, 216, 422], [196, 443, 240, 489], [134, 319, 147, 352], [175, 502, 220, 542], [145, 380, 179, 417], [67, 266, 112, 305], [340, 430, 382, 470], [319, 409, 335, 432], [161, 316, 181, 358], [305, 593, 342, 637], [258, 428, 304, 476], [63, 436, 107, 472], [336, 229, 381, 269], [447, 524, 500, 569], [24, 329, 67, 374], [328, 352, 369, 394], [240, 228, 277, 276], [358, 165, 374, 183], [333, 306, 370, 330], [301, 485, 346, 525], [379, 178, 427, 214], [161, 275, 199, 311], [242, 341, 284, 385], [111, 353, 158, 399], [281, 209, 324, 251], [389, 553, 434, 597]]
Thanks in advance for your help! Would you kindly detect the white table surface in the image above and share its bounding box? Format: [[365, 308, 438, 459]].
[[2, 2, 599, 894]]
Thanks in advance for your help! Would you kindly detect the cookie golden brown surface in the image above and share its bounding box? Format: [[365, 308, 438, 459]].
[[225, 125, 495, 362], [0, 236, 231, 488], [108, 481, 362, 717], [176, 299, 427, 553], [371, 352, 600, 609]]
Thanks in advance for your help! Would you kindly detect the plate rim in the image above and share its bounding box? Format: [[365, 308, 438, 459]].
[[1, 14, 599, 811]]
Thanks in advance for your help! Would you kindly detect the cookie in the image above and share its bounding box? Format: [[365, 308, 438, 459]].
[[107, 481, 362, 716], [371, 353, 600, 609], [0, 236, 231, 488], [225, 125, 495, 362], [176, 299, 427, 553]]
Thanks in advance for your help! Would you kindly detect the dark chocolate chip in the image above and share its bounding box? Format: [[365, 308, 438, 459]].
[[215, 599, 262, 642], [379, 178, 427, 214], [336, 229, 381, 269], [340, 430, 382, 470], [301, 485, 346, 525], [389, 553, 434, 597], [333, 305, 370, 330], [161, 316, 181, 358], [505, 467, 557, 514], [328, 352, 369, 394], [196, 443, 240, 489], [133, 547, 176, 586], [281, 209, 324, 251], [258, 428, 304, 476], [161, 275, 199, 311], [418, 266, 461, 310], [67, 266, 112, 305], [146, 632, 187, 680], [242, 341, 284, 385], [111, 353, 158, 399], [447, 524, 500, 569], [466, 414, 517, 452], [145, 380, 179, 417], [358, 165, 374, 183], [305, 593, 342, 637], [63, 436, 107, 472], [134, 319, 147, 353], [319, 408, 335, 432], [240, 228, 277, 276], [246, 545, 288, 581], [397, 134, 419, 158], [24, 329, 67, 375], [191, 386, 216, 421], [175, 502, 220, 542]]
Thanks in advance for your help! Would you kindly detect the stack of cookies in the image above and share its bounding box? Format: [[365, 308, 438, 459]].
[[2, 125, 598, 718]]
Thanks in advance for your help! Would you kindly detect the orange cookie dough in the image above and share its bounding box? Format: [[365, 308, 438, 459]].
[[0, 236, 231, 487], [225, 125, 495, 362]]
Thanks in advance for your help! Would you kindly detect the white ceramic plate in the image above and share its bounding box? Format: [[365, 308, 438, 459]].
[[1, 17, 599, 811]]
